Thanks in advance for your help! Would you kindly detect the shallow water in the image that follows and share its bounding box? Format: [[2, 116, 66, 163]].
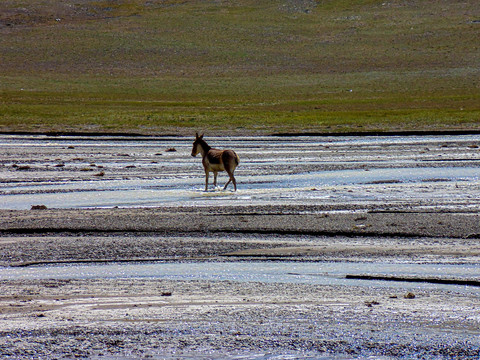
[[2, 166, 478, 209], [2, 261, 480, 293], [1, 134, 479, 210]]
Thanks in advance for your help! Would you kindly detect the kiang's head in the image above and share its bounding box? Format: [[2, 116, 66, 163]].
[[191, 132, 204, 157]]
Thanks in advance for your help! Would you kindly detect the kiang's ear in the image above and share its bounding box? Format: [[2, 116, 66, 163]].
[[195, 132, 199, 139], [199, 133, 204, 139]]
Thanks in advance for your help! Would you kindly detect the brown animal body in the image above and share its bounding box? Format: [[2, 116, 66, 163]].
[[191, 133, 240, 191]]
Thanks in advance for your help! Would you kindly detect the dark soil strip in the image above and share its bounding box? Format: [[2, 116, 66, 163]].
[[0, 131, 180, 138], [8, 257, 204, 268], [346, 274, 480, 287], [275, 130, 480, 137], [0, 228, 436, 239], [272, 130, 480, 137], [4, 130, 480, 138]]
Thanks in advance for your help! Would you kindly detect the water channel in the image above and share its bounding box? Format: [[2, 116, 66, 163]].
[[2, 261, 480, 293]]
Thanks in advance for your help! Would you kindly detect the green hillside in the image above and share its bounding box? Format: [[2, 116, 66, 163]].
[[0, 0, 478, 134]]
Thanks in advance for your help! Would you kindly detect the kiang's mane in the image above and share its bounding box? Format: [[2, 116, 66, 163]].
[[197, 138, 211, 151]]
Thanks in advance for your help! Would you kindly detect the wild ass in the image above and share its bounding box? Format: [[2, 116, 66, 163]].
[[191, 133, 240, 191]]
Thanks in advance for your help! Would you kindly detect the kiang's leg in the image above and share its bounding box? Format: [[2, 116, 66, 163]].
[[224, 169, 236, 191], [223, 178, 231, 190], [204, 170, 209, 191]]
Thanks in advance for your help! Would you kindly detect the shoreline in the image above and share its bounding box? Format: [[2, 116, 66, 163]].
[[2, 129, 480, 138]]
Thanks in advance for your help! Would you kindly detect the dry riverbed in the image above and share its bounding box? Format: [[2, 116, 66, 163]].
[[1, 134, 480, 358]]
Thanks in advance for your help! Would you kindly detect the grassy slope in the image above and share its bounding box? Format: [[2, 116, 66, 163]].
[[0, 0, 479, 135]]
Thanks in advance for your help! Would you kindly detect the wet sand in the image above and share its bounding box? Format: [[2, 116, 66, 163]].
[[2, 204, 480, 237], [1, 134, 480, 358]]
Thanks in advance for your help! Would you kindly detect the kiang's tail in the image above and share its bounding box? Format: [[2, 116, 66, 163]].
[[235, 152, 240, 166]]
